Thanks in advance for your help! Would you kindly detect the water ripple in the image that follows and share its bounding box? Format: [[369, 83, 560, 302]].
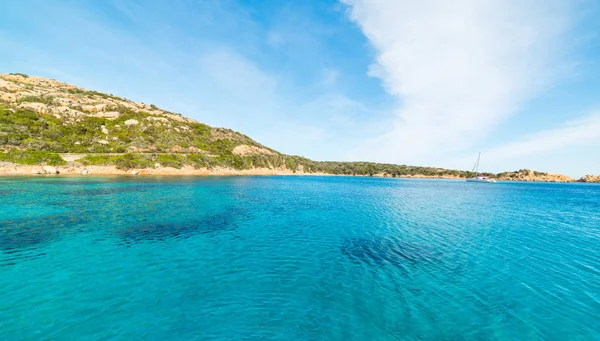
[[0, 177, 598, 339]]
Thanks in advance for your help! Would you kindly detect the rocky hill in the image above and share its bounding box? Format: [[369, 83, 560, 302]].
[[496, 169, 575, 182], [0, 72, 597, 181], [579, 174, 600, 183]]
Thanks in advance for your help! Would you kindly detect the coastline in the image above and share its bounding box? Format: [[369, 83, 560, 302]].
[[1, 163, 597, 182], [0, 163, 464, 179]]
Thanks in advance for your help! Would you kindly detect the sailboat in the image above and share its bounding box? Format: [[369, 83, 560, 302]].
[[466, 152, 496, 183]]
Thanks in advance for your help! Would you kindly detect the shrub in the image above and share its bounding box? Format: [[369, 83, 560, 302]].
[[186, 153, 210, 168], [9, 73, 29, 78], [17, 96, 55, 105], [114, 153, 152, 170], [156, 154, 186, 169], [0, 150, 66, 166]]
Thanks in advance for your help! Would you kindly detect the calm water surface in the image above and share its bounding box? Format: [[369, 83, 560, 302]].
[[1, 176, 599, 340]]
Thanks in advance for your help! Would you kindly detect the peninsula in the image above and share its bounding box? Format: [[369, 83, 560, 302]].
[[1, 73, 597, 182]]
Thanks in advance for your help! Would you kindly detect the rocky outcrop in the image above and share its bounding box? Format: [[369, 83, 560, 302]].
[[232, 144, 275, 156], [579, 174, 600, 183], [0, 73, 192, 123], [496, 169, 574, 182]]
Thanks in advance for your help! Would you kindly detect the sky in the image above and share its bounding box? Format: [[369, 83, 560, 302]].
[[1, 0, 599, 177]]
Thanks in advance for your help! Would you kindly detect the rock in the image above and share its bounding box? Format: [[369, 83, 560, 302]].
[[579, 174, 600, 183], [93, 111, 120, 119], [232, 144, 275, 156], [43, 166, 59, 174], [497, 169, 573, 182], [130, 170, 139, 175], [0, 93, 17, 103], [97, 140, 109, 145], [31, 169, 43, 174], [18, 102, 48, 113], [74, 141, 81, 145], [101, 125, 109, 134], [94, 103, 108, 111], [79, 169, 89, 175], [81, 105, 98, 113], [154, 163, 161, 168], [124, 119, 139, 126]]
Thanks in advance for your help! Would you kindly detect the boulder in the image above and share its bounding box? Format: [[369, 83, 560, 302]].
[[124, 119, 139, 126], [101, 125, 109, 134], [93, 111, 120, 119], [130, 170, 139, 175], [79, 169, 89, 175], [43, 166, 59, 174], [31, 169, 43, 174], [98, 140, 109, 145]]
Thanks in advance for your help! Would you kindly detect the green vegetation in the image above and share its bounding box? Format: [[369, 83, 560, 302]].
[[17, 96, 55, 105], [0, 150, 65, 166], [0, 104, 269, 155], [9, 73, 28, 78], [0, 76, 485, 177], [75, 152, 478, 177]]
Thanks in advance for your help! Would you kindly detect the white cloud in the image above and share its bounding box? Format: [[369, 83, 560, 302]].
[[479, 112, 600, 161], [342, 0, 572, 164]]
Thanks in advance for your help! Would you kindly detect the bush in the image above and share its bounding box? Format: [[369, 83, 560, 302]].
[[187, 153, 210, 168], [114, 153, 152, 170], [156, 154, 186, 169], [17, 96, 55, 105], [0, 150, 66, 166]]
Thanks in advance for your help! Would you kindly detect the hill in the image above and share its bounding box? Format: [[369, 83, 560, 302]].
[[0, 73, 596, 182]]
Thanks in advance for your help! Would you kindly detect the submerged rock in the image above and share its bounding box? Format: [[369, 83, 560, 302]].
[[341, 237, 438, 267]]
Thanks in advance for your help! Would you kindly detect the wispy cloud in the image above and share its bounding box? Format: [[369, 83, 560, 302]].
[[342, 0, 573, 165], [481, 112, 600, 160]]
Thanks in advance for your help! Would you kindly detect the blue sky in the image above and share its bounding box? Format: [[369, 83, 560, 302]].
[[1, 0, 599, 177]]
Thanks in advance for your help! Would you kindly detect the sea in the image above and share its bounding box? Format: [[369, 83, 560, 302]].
[[0, 176, 598, 340]]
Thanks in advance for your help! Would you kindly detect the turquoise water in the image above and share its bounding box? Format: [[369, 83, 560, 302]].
[[1, 176, 599, 340]]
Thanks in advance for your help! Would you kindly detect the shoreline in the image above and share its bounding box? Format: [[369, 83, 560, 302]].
[[1, 164, 596, 182], [0, 164, 464, 179]]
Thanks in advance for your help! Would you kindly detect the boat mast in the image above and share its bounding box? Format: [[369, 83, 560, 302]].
[[471, 152, 481, 175]]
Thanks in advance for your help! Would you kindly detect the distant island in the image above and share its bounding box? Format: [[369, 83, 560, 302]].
[[0, 73, 598, 182]]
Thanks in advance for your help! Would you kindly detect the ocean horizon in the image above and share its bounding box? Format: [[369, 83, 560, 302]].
[[1, 176, 599, 339]]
